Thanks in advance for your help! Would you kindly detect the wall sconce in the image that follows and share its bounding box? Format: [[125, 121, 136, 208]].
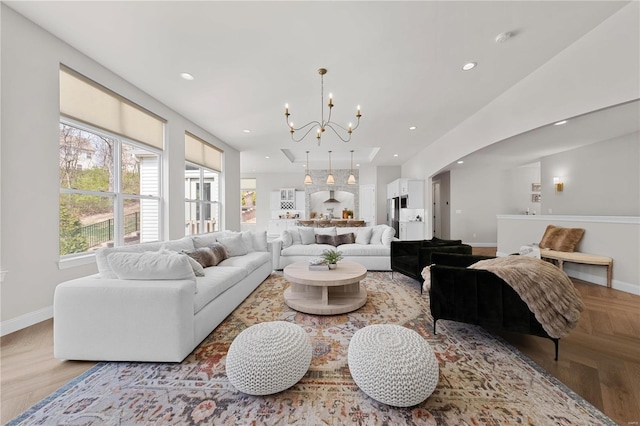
[[553, 177, 564, 192]]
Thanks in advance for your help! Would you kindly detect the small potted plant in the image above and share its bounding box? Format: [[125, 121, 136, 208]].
[[322, 248, 343, 269]]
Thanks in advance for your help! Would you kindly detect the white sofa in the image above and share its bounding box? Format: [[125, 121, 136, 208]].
[[271, 225, 395, 271], [54, 230, 272, 363]]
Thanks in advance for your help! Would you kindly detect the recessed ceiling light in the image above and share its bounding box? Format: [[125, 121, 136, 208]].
[[180, 72, 194, 81], [457, 160, 464, 164], [394, 154, 399, 157], [462, 62, 477, 71], [265, 156, 270, 159], [243, 129, 251, 133], [409, 126, 417, 130], [356, 163, 360, 167], [554, 120, 568, 126]]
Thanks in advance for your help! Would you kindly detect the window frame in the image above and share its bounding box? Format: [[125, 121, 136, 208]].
[[59, 117, 164, 261], [184, 161, 221, 235]]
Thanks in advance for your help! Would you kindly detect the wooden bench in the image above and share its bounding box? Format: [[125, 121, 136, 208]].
[[540, 248, 613, 288]]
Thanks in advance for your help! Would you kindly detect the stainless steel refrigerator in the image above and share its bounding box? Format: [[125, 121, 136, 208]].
[[387, 197, 399, 237]]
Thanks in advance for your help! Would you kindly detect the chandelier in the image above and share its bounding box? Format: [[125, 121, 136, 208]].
[[285, 68, 361, 145]]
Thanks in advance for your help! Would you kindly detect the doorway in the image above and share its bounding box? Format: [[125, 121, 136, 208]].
[[432, 181, 441, 238]]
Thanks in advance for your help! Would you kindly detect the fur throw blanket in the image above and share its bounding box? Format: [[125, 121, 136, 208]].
[[468, 256, 584, 339]]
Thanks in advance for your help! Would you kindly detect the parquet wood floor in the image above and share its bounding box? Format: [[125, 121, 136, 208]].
[[1, 251, 639, 424]]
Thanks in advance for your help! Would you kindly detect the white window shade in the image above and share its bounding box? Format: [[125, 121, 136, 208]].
[[185, 132, 222, 172], [60, 66, 165, 150]]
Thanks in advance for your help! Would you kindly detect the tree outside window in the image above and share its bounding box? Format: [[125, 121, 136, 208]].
[[241, 178, 256, 224]]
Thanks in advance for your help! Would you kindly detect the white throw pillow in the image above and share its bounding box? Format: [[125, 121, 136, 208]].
[[107, 251, 196, 281], [218, 234, 249, 257], [160, 237, 195, 252], [241, 231, 255, 252], [290, 228, 302, 245], [281, 230, 293, 248], [315, 226, 337, 236], [381, 226, 396, 246], [192, 231, 229, 249], [370, 225, 385, 245], [299, 227, 316, 245], [355, 227, 373, 245], [252, 230, 268, 252]]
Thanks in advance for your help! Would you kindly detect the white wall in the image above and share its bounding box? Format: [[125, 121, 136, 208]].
[[497, 215, 639, 295], [541, 132, 640, 216], [402, 2, 638, 250], [0, 6, 240, 333]]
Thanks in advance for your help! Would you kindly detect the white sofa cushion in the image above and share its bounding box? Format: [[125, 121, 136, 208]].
[[194, 266, 248, 314], [315, 227, 337, 236], [338, 243, 391, 256], [281, 244, 335, 256], [107, 251, 196, 281], [252, 230, 268, 251], [95, 241, 165, 279], [218, 234, 249, 257], [281, 230, 293, 248], [192, 231, 232, 248], [299, 227, 316, 245], [160, 236, 195, 252], [218, 251, 271, 275], [356, 228, 373, 245]]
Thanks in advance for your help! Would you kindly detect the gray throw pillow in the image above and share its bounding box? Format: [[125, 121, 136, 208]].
[[315, 234, 335, 246], [334, 233, 355, 246]]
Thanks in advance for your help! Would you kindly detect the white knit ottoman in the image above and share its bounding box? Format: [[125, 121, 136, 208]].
[[225, 321, 312, 396], [348, 324, 439, 407]]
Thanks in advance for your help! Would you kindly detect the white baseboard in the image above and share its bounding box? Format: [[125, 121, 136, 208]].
[[1, 306, 53, 336]]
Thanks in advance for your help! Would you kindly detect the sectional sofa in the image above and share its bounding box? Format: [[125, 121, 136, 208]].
[[271, 224, 396, 271], [54, 230, 272, 363]]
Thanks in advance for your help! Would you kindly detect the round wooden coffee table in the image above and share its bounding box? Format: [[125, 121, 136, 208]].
[[283, 261, 368, 315]]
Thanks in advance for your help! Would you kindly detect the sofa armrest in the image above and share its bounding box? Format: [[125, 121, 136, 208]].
[[54, 276, 196, 362], [269, 238, 283, 270]]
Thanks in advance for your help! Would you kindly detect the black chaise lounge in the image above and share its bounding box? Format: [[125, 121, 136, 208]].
[[428, 252, 560, 360]]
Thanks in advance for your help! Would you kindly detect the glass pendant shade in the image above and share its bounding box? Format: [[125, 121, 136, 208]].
[[347, 150, 356, 184], [326, 150, 334, 185], [304, 151, 313, 185], [326, 173, 335, 185]]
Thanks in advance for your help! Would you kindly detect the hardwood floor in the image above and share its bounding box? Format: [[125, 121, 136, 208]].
[[2, 252, 639, 424]]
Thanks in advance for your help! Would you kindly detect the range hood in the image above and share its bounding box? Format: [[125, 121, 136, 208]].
[[324, 190, 340, 203]]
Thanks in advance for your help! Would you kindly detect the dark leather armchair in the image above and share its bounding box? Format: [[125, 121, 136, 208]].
[[391, 238, 472, 292], [429, 253, 560, 360]]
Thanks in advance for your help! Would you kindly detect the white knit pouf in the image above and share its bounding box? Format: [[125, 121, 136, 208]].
[[348, 324, 439, 407], [225, 321, 312, 395]]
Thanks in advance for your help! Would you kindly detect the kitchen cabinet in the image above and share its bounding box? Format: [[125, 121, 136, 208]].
[[403, 180, 424, 208], [280, 188, 295, 209], [399, 222, 424, 240], [387, 180, 400, 198]]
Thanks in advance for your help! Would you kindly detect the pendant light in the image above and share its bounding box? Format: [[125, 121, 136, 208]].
[[304, 151, 313, 185], [326, 150, 335, 185], [347, 150, 356, 185]]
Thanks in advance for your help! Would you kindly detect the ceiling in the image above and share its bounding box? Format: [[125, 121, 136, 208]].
[[7, 1, 637, 174]]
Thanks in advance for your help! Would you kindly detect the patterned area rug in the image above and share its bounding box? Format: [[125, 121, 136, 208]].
[[9, 272, 614, 425]]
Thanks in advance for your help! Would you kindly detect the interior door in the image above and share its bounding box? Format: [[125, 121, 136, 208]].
[[359, 184, 376, 225], [432, 181, 441, 238]]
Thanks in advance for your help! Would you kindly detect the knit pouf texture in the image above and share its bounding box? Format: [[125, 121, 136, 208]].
[[348, 324, 439, 407], [225, 321, 312, 396]]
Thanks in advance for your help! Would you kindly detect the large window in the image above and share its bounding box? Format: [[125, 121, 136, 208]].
[[59, 66, 165, 257], [185, 132, 222, 235], [59, 122, 161, 255], [241, 178, 257, 224]]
